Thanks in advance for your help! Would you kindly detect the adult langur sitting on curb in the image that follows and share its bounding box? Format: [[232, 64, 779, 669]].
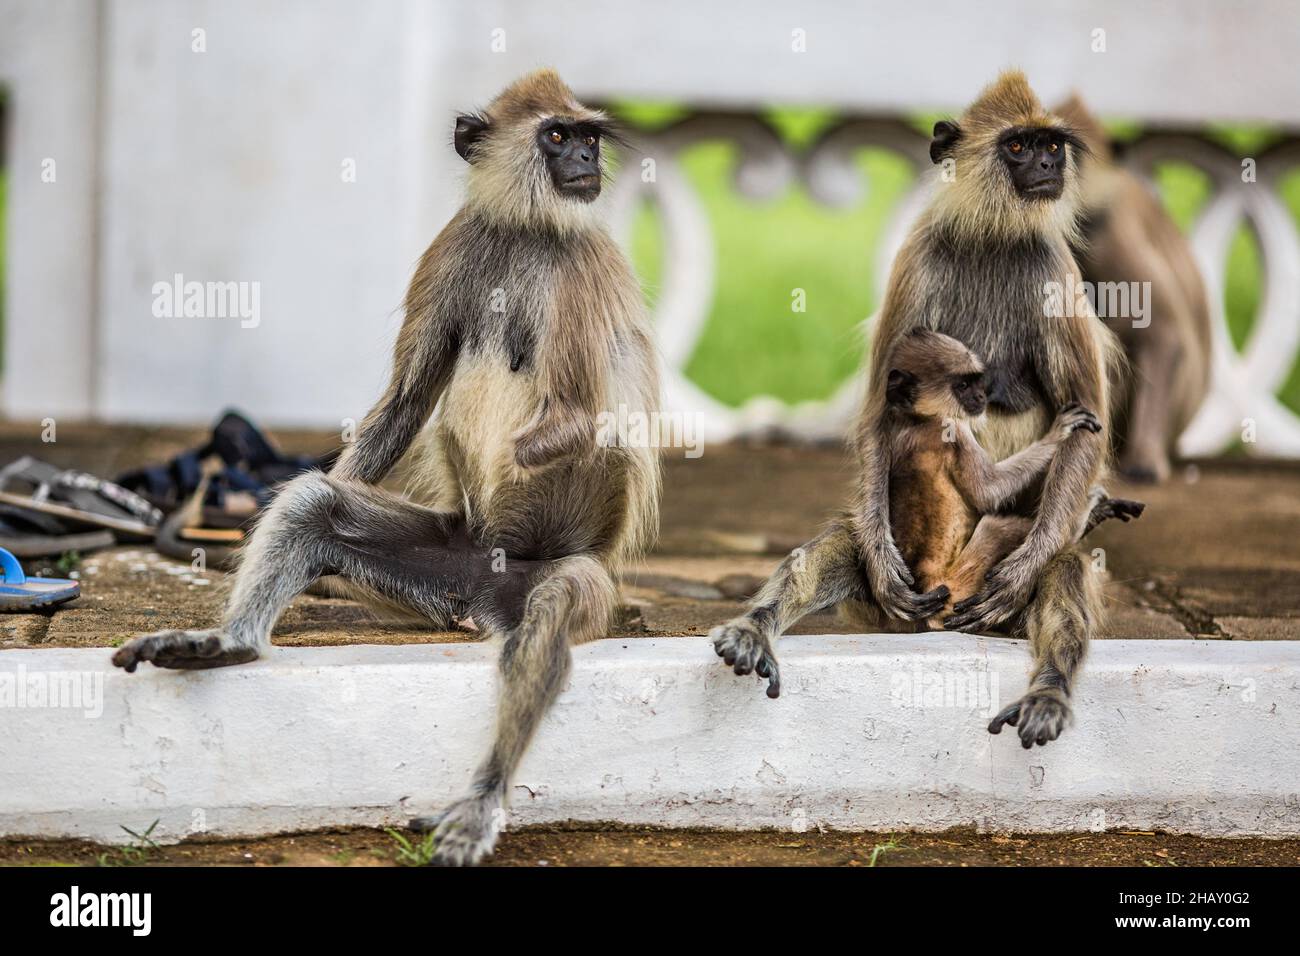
[[112, 70, 661, 866], [710, 71, 1125, 750]]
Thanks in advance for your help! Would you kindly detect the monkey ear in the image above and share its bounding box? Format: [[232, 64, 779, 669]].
[[886, 369, 919, 407], [454, 114, 490, 163], [929, 120, 962, 165]]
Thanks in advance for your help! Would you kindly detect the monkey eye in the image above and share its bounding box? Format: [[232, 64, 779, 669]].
[[549, 129, 565, 144], [1048, 141, 1060, 153], [584, 134, 596, 147], [1008, 140, 1024, 154], [955, 380, 969, 392]]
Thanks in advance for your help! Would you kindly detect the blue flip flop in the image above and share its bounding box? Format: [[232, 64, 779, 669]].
[[0, 546, 80, 611]]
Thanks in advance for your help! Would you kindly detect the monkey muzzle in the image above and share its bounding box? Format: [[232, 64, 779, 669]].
[[960, 391, 988, 416], [559, 173, 601, 200], [553, 155, 601, 202], [1021, 175, 1063, 200]]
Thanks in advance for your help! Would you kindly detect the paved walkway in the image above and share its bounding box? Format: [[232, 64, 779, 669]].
[[1, 423, 1295, 649]]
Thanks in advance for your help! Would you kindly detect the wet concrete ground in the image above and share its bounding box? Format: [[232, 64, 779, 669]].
[[0, 421, 1296, 649]]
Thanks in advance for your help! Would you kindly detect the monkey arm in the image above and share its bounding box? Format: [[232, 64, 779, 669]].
[[952, 432, 1054, 514], [513, 396, 598, 471], [330, 327, 457, 485], [850, 268, 950, 622], [955, 404, 1101, 514], [947, 315, 1112, 632]]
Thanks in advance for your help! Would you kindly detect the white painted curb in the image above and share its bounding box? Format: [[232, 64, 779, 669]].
[[2, 635, 1298, 844]]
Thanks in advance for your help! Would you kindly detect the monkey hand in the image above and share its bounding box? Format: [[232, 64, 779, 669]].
[[710, 617, 781, 698], [512, 413, 596, 471], [987, 686, 1072, 748], [944, 547, 1041, 632], [867, 540, 951, 621], [1052, 402, 1102, 441]]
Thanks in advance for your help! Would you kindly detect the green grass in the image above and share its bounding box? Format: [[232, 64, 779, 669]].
[[96, 820, 162, 867], [385, 827, 437, 867], [618, 106, 1300, 414]]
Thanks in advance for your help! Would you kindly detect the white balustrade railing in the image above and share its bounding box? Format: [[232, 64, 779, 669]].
[[611, 117, 1300, 455]]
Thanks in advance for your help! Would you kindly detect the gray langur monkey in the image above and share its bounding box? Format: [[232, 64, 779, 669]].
[[710, 72, 1125, 749], [1056, 94, 1212, 484], [112, 70, 661, 865]]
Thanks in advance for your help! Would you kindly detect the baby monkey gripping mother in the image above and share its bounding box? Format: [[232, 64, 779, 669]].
[[880, 330, 1134, 629], [712, 72, 1126, 749], [712, 330, 1135, 694], [112, 70, 661, 865]]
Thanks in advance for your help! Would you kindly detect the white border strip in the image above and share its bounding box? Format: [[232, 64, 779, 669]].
[[2, 635, 1298, 844]]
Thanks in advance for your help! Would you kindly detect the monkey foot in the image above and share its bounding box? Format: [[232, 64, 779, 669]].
[[987, 690, 1072, 748], [1102, 497, 1146, 522], [409, 794, 503, 866], [1117, 454, 1170, 485], [111, 629, 259, 672], [709, 617, 781, 698]]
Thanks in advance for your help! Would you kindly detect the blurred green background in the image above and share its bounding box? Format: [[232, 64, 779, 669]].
[[616, 103, 1300, 414], [2, 107, 1298, 413]]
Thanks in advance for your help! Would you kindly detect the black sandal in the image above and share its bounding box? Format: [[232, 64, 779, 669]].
[[0, 457, 161, 539], [0, 502, 115, 557], [115, 409, 336, 514]]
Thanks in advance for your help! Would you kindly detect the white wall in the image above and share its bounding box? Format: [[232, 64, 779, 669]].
[[3, 0, 1299, 427]]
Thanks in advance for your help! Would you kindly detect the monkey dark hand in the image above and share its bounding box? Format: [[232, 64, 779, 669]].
[[1052, 401, 1103, 440], [987, 686, 1072, 748], [512, 411, 597, 471], [868, 539, 951, 621], [944, 546, 1042, 633], [710, 618, 781, 698]]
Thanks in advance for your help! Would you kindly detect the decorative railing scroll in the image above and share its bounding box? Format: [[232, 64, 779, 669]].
[[607, 114, 1300, 455]]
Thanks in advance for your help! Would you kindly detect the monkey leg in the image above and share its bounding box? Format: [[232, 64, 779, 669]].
[[987, 548, 1102, 748], [1118, 327, 1184, 484], [935, 515, 1032, 628], [709, 519, 920, 698], [112, 472, 503, 672], [410, 554, 615, 866]]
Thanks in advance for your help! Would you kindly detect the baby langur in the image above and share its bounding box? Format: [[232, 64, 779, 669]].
[[882, 329, 1137, 628], [110, 70, 660, 866]]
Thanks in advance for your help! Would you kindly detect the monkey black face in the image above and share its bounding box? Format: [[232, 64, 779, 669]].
[[998, 126, 1073, 201], [951, 371, 987, 416], [538, 119, 603, 202]]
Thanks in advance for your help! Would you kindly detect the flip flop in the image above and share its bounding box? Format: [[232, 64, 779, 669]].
[[152, 469, 276, 570], [0, 457, 162, 539], [0, 546, 80, 611], [0, 503, 116, 557], [115, 409, 338, 514]]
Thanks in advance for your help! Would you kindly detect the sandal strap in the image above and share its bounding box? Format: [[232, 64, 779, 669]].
[[0, 456, 162, 526], [0, 547, 26, 585]]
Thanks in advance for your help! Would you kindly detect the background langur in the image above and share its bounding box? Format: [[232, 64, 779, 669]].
[[1055, 95, 1212, 483], [714, 72, 1123, 749], [111, 70, 661, 865]]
